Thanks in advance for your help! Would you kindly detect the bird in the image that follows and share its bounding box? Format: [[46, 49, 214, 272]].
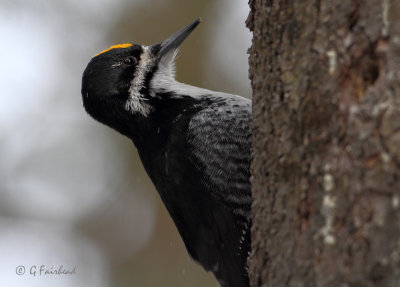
[[81, 19, 252, 287]]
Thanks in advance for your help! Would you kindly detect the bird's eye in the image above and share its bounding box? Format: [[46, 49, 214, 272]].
[[123, 57, 137, 65]]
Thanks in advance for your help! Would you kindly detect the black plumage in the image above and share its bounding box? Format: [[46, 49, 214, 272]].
[[81, 19, 252, 287]]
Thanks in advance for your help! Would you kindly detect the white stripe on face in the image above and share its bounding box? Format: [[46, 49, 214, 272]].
[[125, 46, 154, 116]]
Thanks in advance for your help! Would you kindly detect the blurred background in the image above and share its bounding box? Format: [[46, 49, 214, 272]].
[[0, 0, 251, 286]]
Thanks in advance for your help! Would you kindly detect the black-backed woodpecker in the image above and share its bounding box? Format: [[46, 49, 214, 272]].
[[81, 19, 252, 287]]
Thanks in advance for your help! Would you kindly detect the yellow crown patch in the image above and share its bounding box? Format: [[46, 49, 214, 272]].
[[93, 43, 133, 58]]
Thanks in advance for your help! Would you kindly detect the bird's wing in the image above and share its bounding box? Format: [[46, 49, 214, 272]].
[[158, 94, 252, 286], [186, 94, 252, 220]]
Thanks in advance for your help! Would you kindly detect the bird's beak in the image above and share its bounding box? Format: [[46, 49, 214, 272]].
[[156, 18, 201, 59]]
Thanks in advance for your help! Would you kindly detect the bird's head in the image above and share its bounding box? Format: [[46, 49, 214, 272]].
[[81, 19, 201, 136]]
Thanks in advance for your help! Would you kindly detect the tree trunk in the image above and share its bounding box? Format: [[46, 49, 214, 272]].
[[247, 1, 400, 286]]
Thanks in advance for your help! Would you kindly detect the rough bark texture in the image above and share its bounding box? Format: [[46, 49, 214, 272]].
[[247, 1, 400, 286]]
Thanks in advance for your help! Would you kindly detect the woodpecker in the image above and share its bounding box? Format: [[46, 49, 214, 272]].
[[81, 19, 252, 287]]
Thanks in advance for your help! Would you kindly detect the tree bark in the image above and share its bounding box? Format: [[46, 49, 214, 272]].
[[247, 1, 400, 286]]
